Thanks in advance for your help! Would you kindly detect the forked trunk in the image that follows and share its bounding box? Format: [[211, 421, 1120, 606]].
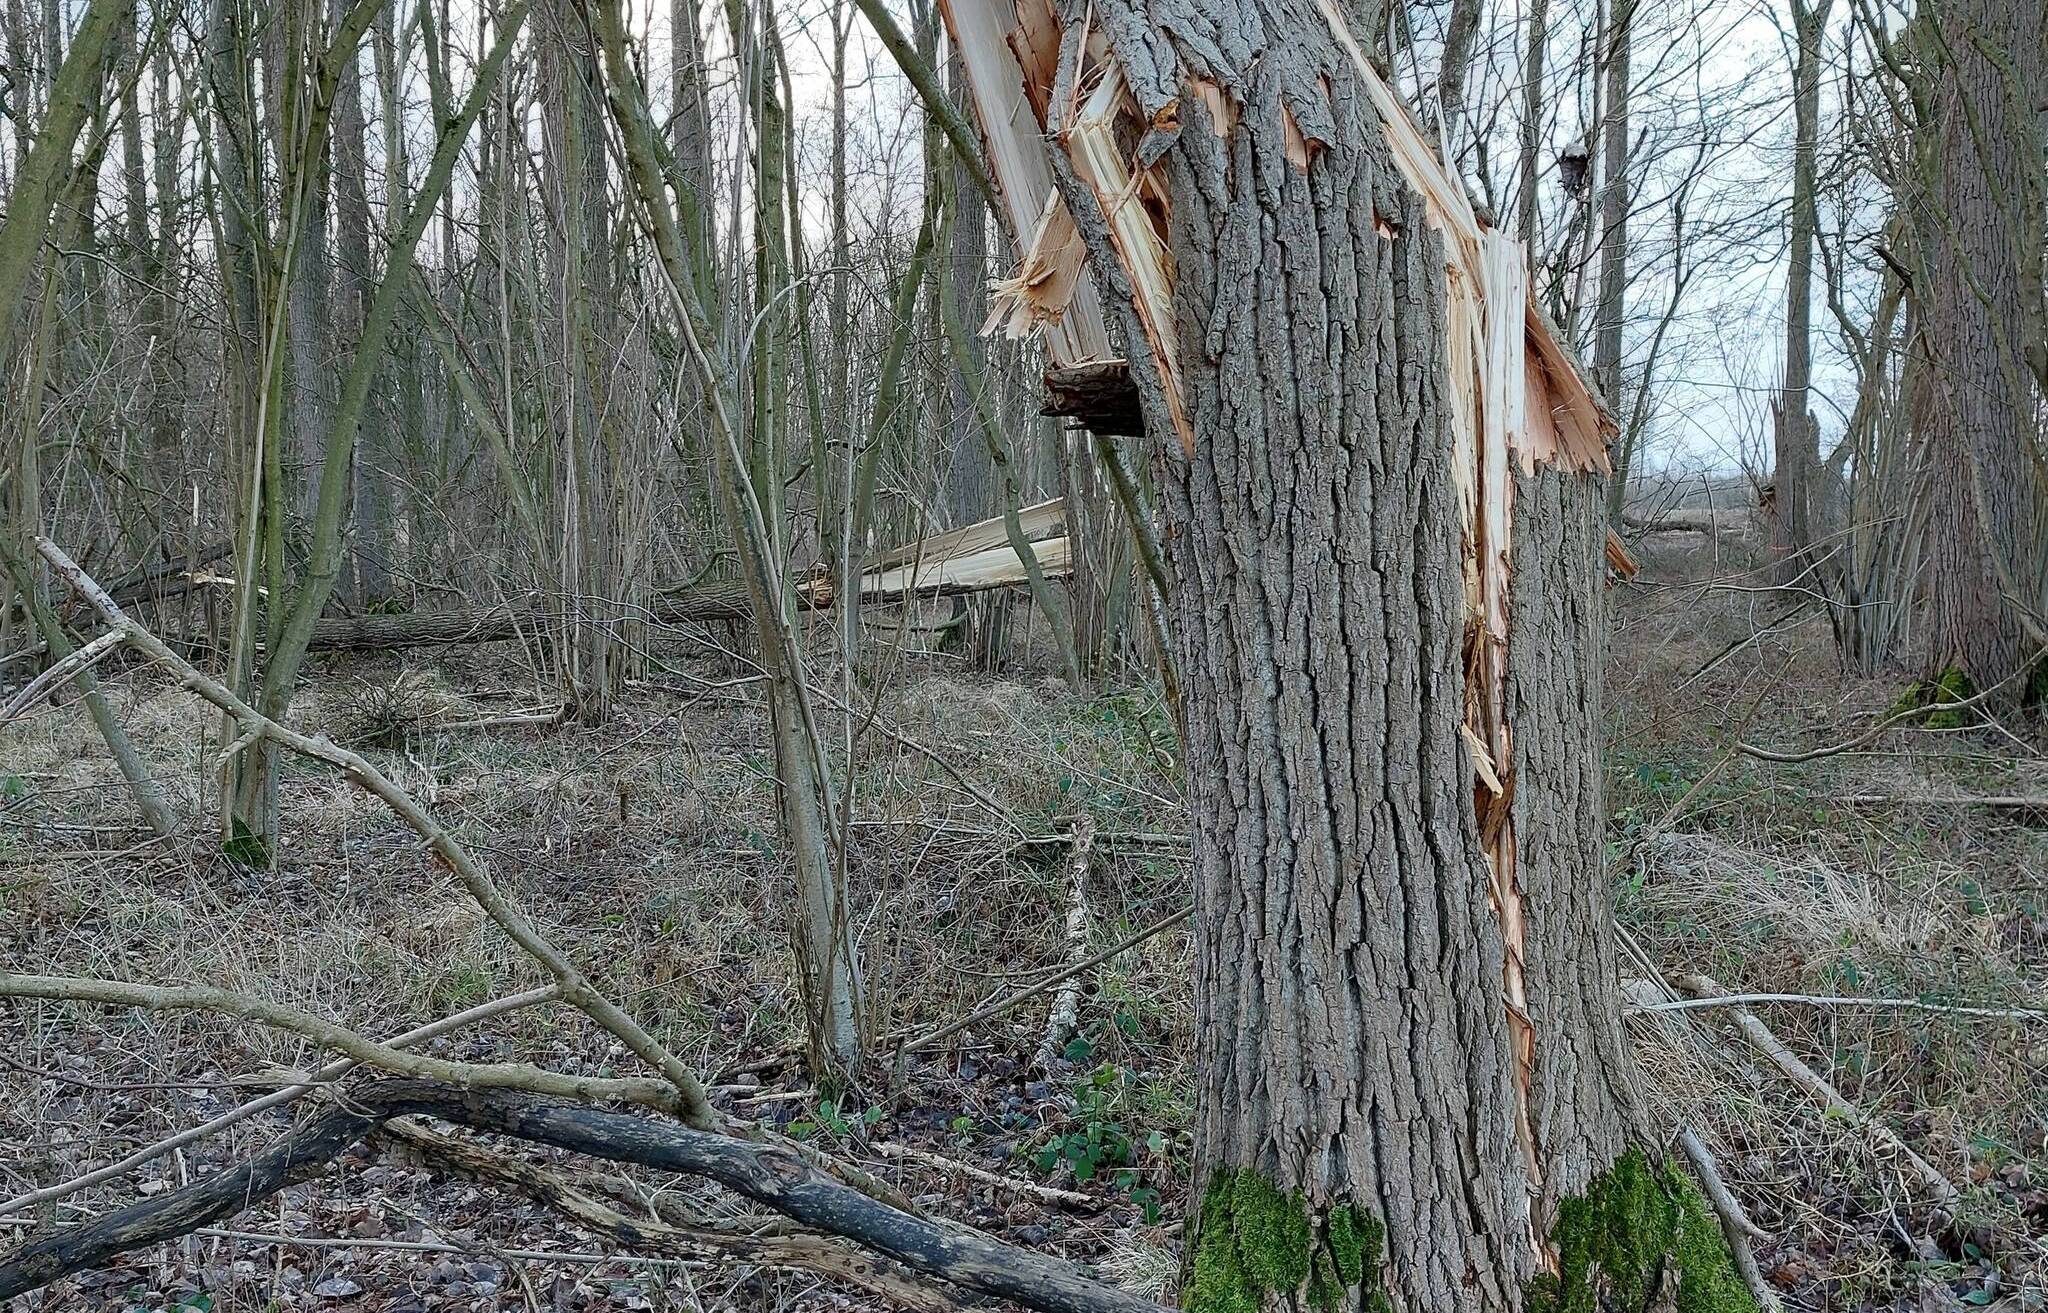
[[935, 0, 1754, 1306]]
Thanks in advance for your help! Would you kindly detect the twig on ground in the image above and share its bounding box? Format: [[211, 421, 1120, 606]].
[[904, 906, 1191, 1055], [1737, 657, 2037, 764], [1677, 1128, 1766, 1241], [1672, 974, 1961, 1217], [874, 1142, 1096, 1211], [1828, 793, 2048, 810], [197, 1228, 708, 1270], [0, 985, 558, 1218], [1677, 1128, 1781, 1313], [0, 630, 125, 722], [1036, 817, 1096, 1073], [1634, 992, 2046, 1024]]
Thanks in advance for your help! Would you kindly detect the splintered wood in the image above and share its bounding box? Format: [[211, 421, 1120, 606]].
[[829, 503, 1073, 607], [938, 0, 1622, 1257]]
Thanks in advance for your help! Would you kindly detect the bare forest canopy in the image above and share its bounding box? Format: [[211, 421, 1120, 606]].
[[0, 0, 2043, 1306]]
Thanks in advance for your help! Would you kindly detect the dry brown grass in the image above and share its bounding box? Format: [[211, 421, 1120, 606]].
[[1611, 538, 2047, 1311], [2, 567, 2043, 1310]]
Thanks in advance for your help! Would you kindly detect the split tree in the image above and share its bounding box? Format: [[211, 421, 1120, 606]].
[[934, 0, 1750, 1307]]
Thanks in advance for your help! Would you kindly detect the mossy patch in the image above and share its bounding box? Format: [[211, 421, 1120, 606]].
[[1526, 1149, 1756, 1313], [221, 817, 272, 868], [1890, 667, 1976, 729], [1186, 1169, 1386, 1313]]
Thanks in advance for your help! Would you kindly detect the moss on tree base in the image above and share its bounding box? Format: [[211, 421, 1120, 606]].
[[1527, 1149, 1756, 1313], [1890, 667, 1976, 728], [1185, 1169, 1386, 1313], [1185, 1152, 1753, 1313]]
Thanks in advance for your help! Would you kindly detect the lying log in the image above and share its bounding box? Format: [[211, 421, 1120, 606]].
[[306, 533, 1074, 652], [5, 542, 234, 627], [0, 1079, 1164, 1313], [1620, 507, 1759, 536]]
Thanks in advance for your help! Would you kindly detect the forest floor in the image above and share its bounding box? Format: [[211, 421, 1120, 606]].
[[1, 534, 2044, 1313]]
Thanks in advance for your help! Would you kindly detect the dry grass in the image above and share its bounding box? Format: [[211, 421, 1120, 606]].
[[1611, 539, 2047, 1310], [2, 563, 2043, 1310]]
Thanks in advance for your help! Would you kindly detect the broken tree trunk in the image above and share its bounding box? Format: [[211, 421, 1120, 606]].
[[928, 0, 1747, 1307], [296, 509, 1071, 652]]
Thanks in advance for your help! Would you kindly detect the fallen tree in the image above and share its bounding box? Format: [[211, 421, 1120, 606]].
[[0, 1079, 1162, 1313], [0, 538, 1158, 1312], [304, 505, 1072, 652]]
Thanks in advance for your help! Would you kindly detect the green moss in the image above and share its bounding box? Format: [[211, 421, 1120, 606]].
[[1888, 668, 1978, 730], [1924, 668, 1974, 730], [1187, 1171, 1385, 1313], [221, 818, 271, 868], [1526, 1149, 1757, 1313]]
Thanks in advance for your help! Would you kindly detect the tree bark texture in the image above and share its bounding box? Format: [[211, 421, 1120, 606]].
[[1912, 0, 2047, 695], [935, 0, 1663, 1303]]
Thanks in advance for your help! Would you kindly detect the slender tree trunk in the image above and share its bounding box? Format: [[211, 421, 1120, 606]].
[[1436, 0, 1480, 156], [939, 45, 1012, 663], [1515, 0, 1549, 248], [943, 48, 993, 531], [1911, 0, 2047, 696], [332, 0, 385, 604], [1769, 0, 1829, 583], [589, 0, 864, 1071], [0, 0, 133, 343], [1596, 0, 1634, 525]]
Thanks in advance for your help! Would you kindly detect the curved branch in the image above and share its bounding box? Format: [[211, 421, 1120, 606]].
[[0, 974, 676, 1110], [0, 1081, 1167, 1313], [31, 535, 717, 1128], [0, 985, 559, 1219]]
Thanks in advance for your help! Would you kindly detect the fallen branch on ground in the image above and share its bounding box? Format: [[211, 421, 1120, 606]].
[[875, 1142, 1096, 1211], [1633, 991, 2046, 1024], [0, 975, 674, 1108], [383, 1118, 969, 1312], [1037, 816, 1097, 1072], [0, 986, 559, 1219], [0, 630, 125, 721], [1673, 973, 1961, 1216], [1677, 1128, 1779, 1313], [0, 1080, 1165, 1313], [1829, 793, 2048, 810]]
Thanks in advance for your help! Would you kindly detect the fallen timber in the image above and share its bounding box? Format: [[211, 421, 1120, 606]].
[[303, 503, 1070, 653]]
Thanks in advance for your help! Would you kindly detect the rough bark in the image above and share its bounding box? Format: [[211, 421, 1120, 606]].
[[914, 0, 1703, 1301], [1910, 0, 2047, 695], [1011, 4, 1652, 1309]]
